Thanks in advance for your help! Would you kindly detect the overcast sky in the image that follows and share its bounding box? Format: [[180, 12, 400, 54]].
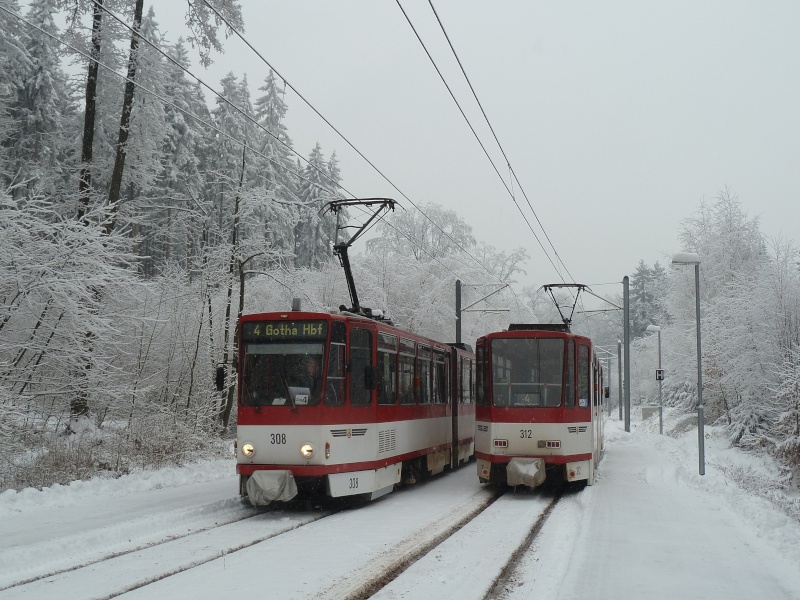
[[154, 1, 800, 300]]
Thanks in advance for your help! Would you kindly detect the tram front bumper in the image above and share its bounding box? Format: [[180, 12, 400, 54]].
[[506, 457, 546, 488], [246, 470, 298, 505]]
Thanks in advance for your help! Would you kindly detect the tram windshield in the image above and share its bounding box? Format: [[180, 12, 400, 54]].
[[240, 320, 327, 407], [491, 338, 564, 407]]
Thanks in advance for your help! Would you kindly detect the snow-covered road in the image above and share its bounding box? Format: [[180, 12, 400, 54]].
[[2, 414, 799, 600], [504, 427, 800, 599]]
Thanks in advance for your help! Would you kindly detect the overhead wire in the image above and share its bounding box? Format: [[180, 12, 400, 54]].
[[4, 4, 471, 287], [93, 1, 347, 202], [195, 0, 529, 303], [394, 0, 565, 283], [5, 2, 534, 319], [425, 0, 576, 283]]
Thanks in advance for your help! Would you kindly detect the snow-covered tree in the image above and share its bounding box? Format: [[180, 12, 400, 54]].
[[629, 260, 671, 338], [293, 143, 340, 269], [251, 70, 299, 263], [0, 0, 33, 189], [367, 201, 476, 262], [4, 0, 72, 198]]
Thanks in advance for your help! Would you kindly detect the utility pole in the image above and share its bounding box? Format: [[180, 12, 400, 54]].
[[623, 275, 631, 432], [455, 282, 509, 344], [456, 279, 462, 344], [617, 339, 623, 421]]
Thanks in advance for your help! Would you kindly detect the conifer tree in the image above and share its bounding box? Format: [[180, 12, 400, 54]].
[[0, 0, 33, 189], [14, 0, 72, 197], [294, 143, 339, 269], [253, 70, 298, 261]]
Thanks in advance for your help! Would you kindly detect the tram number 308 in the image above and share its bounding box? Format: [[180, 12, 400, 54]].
[[270, 433, 286, 444]]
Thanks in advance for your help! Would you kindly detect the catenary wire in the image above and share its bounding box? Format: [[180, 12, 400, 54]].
[[106, 2, 501, 288], [425, 0, 576, 283], [3, 3, 533, 319], [395, 0, 565, 282], [93, 1, 346, 201], [196, 0, 527, 295]]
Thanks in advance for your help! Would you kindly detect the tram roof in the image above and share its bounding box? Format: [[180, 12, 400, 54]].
[[507, 323, 570, 332]]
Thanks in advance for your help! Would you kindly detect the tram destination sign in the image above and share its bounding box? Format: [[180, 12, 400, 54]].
[[242, 320, 327, 342]]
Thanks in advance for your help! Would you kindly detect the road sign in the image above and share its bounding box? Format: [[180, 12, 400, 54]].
[[656, 369, 664, 381]]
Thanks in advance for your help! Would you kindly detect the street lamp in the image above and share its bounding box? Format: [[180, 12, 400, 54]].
[[671, 252, 704, 476], [646, 324, 663, 435]]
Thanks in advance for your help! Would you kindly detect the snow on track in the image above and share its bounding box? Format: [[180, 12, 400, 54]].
[[372, 489, 557, 600], [114, 467, 492, 600], [1, 509, 328, 600]]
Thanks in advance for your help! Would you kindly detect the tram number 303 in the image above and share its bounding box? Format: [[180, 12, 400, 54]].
[[270, 433, 286, 444], [349, 477, 359, 489]]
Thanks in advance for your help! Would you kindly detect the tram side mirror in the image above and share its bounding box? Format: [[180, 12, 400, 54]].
[[364, 365, 378, 390], [604, 386, 610, 399], [215, 366, 226, 392]]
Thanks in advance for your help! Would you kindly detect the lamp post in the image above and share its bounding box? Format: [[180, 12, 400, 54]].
[[671, 252, 704, 476], [646, 324, 663, 435]]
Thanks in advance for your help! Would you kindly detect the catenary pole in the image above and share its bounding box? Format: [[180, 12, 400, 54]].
[[623, 276, 631, 432]]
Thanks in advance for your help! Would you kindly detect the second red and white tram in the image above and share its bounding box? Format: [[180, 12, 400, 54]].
[[230, 307, 475, 505], [474, 323, 605, 488]]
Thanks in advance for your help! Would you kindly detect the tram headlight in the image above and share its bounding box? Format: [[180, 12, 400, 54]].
[[241, 442, 255, 457], [300, 443, 314, 459]]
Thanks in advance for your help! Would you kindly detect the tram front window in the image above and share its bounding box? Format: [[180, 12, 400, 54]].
[[491, 338, 565, 407], [242, 342, 326, 406]]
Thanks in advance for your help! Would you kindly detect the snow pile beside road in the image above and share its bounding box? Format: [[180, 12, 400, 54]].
[[626, 409, 800, 569], [0, 457, 235, 518]]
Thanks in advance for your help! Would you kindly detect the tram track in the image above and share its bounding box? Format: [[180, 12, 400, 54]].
[[316, 487, 506, 600], [0, 503, 336, 599], [358, 485, 566, 600], [483, 488, 564, 599], [0, 508, 260, 593], [3, 469, 572, 600]]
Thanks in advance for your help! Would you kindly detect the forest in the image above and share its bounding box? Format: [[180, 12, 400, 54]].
[[1, 0, 798, 492]]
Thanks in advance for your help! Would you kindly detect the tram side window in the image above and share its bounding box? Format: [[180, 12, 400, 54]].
[[399, 353, 414, 404], [565, 339, 575, 407], [326, 321, 347, 406], [463, 359, 473, 404], [378, 350, 397, 405], [593, 360, 599, 406], [432, 350, 446, 404], [418, 346, 431, 404], [476, 344, 487, 406], [399, 339, 415, 405], [350, 327, 373, 407], [458, 357, 466, 404], [578, 343, 590, 408]]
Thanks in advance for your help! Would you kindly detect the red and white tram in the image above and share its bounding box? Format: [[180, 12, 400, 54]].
[[474, 322, 605, 488], [231, 307, 475, 504]]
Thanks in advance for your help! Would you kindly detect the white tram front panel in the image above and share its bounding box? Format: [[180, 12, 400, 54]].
[[238, 415, 454, 498]]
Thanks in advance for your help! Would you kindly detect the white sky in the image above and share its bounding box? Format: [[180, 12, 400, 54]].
[[3, 415, 800, 598], [152, 1, 800, 295]]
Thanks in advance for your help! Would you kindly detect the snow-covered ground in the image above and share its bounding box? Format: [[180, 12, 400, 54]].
[[1, 410, 799, 599]]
